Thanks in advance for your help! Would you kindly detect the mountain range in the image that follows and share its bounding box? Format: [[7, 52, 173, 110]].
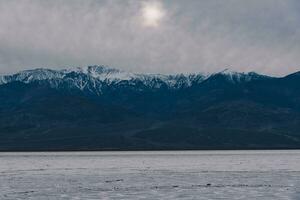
[[1, 65, 300, 151]]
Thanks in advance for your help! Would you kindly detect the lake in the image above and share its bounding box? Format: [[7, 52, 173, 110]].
[[0, 150, 300, 199]]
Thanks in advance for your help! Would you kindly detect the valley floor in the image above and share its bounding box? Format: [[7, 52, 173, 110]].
[[0, 150, 300, 199]]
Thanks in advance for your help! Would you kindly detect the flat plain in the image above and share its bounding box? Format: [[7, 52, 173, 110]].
[[0, 150, 300, 199]]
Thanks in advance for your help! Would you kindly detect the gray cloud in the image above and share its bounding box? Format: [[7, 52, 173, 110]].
[[0, 0, 300, 76]]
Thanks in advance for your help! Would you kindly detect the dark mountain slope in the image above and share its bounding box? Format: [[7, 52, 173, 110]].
[[0, 67, 300, 150]]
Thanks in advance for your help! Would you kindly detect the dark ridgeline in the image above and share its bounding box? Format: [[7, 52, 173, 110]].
[[0, 66, 300, 151]]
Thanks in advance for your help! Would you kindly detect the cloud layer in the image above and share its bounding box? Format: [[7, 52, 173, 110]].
[[0, 0, 300, 76]]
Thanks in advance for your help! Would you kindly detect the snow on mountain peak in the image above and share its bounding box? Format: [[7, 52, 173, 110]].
[[0, 68, 65, 84], [85, 65, 136, 82], [0, 65, 271, 92], [212, 68, 267, 83], [61, 65, 136, 83]]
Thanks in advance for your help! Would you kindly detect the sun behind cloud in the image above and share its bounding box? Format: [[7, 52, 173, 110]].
[[141, 1, 165, 27]]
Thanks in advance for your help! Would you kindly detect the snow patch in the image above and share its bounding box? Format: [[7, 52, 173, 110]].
[[0, 66, 267, 91]]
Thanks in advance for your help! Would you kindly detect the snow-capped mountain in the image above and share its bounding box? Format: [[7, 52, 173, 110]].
[[207, 68, 271, 83], [1, 65, 300, 151], [0, 65, 267, 94]]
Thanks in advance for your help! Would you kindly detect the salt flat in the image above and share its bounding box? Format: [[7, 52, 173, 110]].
[[0, 150, 300, 199]]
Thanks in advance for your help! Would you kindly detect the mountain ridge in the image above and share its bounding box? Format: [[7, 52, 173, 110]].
[[0, 65, 275, 93], [0, 65, 300, 151]]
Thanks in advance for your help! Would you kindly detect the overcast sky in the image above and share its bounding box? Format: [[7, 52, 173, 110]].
[[0, 0, 300, 76]]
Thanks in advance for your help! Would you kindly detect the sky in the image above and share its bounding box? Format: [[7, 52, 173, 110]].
[[0, 0, 300, 76]]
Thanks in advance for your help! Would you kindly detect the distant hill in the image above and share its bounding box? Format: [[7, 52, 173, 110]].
[[1, 66, 300, 151]]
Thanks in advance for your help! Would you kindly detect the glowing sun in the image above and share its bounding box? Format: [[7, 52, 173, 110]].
[[142, 2, 165, 27]]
